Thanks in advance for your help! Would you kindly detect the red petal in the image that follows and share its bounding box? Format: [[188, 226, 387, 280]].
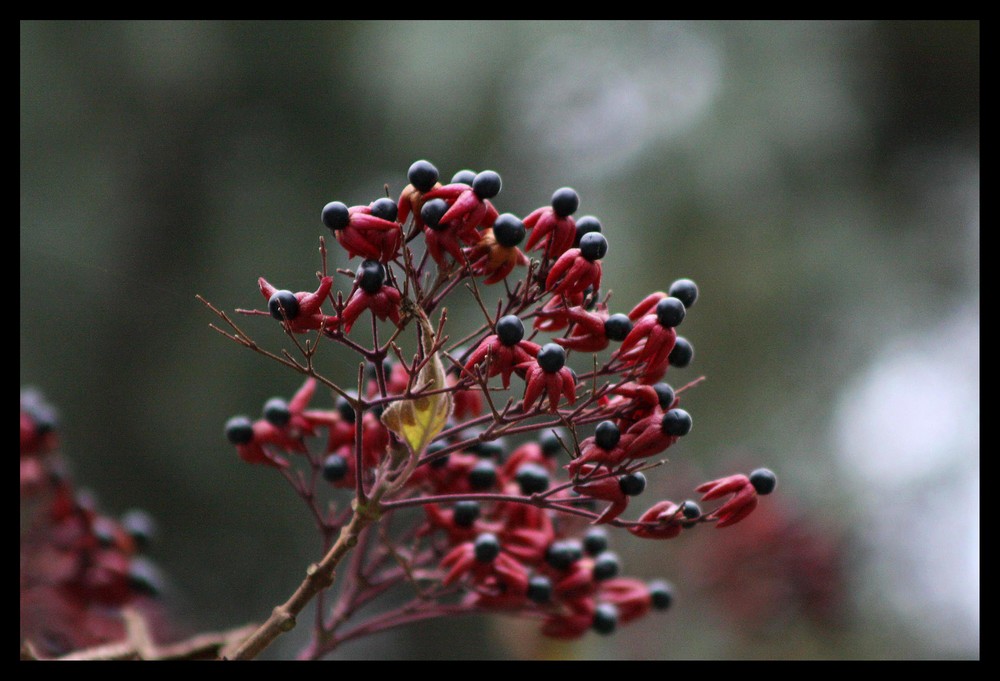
[[350, 214, 398, 231], [258, 277, 277, 300], [439, 190, 479, 224], [628, 292, 667, 322], [696, 474, 750, 500], [289, 378, 317, 413]]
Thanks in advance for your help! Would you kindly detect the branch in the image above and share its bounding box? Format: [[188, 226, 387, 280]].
[[228, 482, 390, 660], [24, 610, 259, 661]]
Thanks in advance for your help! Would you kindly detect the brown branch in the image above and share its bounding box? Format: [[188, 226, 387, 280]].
[[24, 610, 259, 661], [228, 481, 389, 660]]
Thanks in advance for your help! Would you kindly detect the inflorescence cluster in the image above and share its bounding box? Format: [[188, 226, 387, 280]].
[[208, 160, 776, 658]]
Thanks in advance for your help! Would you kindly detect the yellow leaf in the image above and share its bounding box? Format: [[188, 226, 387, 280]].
[[380, 307, 453, 457]]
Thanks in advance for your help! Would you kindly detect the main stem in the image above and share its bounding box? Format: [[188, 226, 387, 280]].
[[228, 488, 386, 660]]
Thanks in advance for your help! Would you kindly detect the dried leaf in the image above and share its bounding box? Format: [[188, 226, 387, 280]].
[[380, 307, 452, 457]]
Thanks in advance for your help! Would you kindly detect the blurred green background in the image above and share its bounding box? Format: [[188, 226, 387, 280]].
[[20, 21, 978, 659]]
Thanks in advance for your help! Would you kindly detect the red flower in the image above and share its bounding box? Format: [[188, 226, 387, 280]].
[[614, 313, 677, 384], [598, 578, 653, 623], [605, 381, 669, 429], [331, 261, 402, 334], [448, 373, 484, 421], [618, 410, 684, 464], [258, 276, 335, 334], [423, 218, 482, 267], [545, 247, 603, 297], [543, 304, 630, 353], [523, 202, 577, 260], [439, 535, 528, 595], [696, 474, 759, 528], [336, 285, 402, 334], [541, 597, 595, 639], [397, 173, 442, 232], [463, 228, 529, 284], [462, 318, 540, 390], [516, 342, 576, 415], [628, 500, 684, 540], [499, 526, 554, 565], [235, 420, 304, 469], [565, 433, 629, 477], [322, 201, 402, 262], [501, 442, 556, 478], [572, 475, 630, 524], [422, 174, 501, 232], [627, 292, 667, 322], [552, 559, 599, 599], [532, 291, 586, 332]]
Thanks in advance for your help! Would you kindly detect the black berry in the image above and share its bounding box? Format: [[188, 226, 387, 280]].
[[653, 383, 676, 409], [336, 395, 357, 423], [268, 291, 300, 320], [603, 314, 632, 342], [546, 540, 583, 571], [749, 468, 778, 495], [453, 500, 481, 528], [322, 454, 349, 482], [468, 460, 497, 490], [492, 213, 526, 247], [536, 343, 566, 373], [469, 436, 506, 460], [574, 215, 602, 247], [541, 429, 565, 458], [592, 603, 618, 635], [583, 528, 609, 556], [225, 416, 254, 445], [579, 232, 608, 261], [515, 463, 550, 495], [669, 337, 694, 368], [495, 315, 524, 346], [365, 359, 393, 381], [357, 260, 386, 294], [474, 533, 501, 563], [427, 440, 450, 468], [472, 170, 502, 199], [370, 197, 398, 222], [669, 278, 699, 309], [649, 580, 674, 610], [592, 552, 621, 581], [551, 187, 580, 217], [263, 397, 291, 428], [655, 297, 686, 327], [408, 160, 439, 193], [661, 409, 692, 437], [526, 575, 553, 603], [594, 421, 621, 450], [680, 500, 701, 519], [618, 472, 647, 497], [421, 198, 450, 230], [451, 169, 476, 185], [321, 201, 350, 231]]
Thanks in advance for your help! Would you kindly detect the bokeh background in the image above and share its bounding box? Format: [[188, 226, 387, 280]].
[[20, 21, 979, 659]]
